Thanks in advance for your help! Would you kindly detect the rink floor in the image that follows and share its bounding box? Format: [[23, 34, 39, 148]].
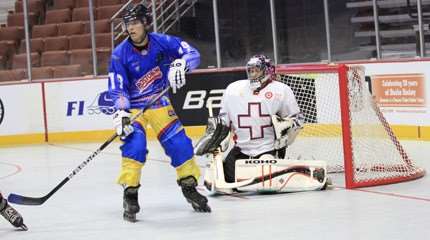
[[0, 139, 429, 240]]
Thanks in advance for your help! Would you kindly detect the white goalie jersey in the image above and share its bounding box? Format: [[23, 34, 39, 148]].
[[219, 79, 301, 156]]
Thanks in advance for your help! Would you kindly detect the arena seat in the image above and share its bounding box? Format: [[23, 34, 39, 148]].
[[7, 12, 38, 27], [0, 40, 16, 68], [14, 0, 44, 17], [12, 52, 40, 68], [18, 38, 44, 53], [72, 7, 94, 22], [53, 64, 82, 78], [96, 33, 112, 48], [0, 40, 15, 54], [44, 36, 69, 51], [0, 55, 6, 70], [97, 47, 111, 74], [0, 26, 24, 43], [41, 50, 68, 66], [52, 0, 75, 10], [97, 0, 124, 7], [84, 19, 110, 33], [75, 0, 92, 8], [69, 48, 93, 75], [0, 69, 26, 81], [96, 5, 122, 20], [32, 23, 58, 38], [58, 21, 85, 36], [69, 34, 91, 50], [28, 66, 53, 79], [0, 41, 14, 56], [45, 8, 71, 24]]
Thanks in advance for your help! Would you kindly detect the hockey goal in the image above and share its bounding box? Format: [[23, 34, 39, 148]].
[[275, 63, 425, 188]]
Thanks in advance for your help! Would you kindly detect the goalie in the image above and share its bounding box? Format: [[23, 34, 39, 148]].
[[195, 55, 329, 194]]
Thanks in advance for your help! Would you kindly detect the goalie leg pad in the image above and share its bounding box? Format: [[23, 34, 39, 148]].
[[203, 150, 243, 195], [235, 158, 328, 192]]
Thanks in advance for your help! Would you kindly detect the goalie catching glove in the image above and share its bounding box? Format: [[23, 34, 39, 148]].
[[272, 114, 303, 150], [113, 110, 134, 138], [195, 115, 230, 155], [168, 59, 187, 94]]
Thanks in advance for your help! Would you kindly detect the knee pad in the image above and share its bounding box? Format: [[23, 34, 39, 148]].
[[120, 124, 148, 164], [161, 130, 194, 167]]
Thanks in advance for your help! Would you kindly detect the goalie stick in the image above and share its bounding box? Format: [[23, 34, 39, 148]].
[[8, 87, 171, 205]]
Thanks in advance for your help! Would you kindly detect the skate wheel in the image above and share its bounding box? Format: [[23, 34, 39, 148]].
[[191, 203, 211, 213], [20, 224, 28, 231], [123, 212, 137, 223]]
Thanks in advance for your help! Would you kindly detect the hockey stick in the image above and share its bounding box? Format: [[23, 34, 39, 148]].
[[8, 87, 170, 205]]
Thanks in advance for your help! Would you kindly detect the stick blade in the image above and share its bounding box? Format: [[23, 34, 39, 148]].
[[8, 193, 45, 205]]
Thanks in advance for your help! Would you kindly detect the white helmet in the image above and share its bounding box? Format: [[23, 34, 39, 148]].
[[246, 55, 274, 91]]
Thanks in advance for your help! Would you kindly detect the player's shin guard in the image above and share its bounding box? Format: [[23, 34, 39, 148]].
[[177, 176, 211, 213], [116, 158, 143, 222], [0, 194, 27, 230], [117, 158, 143, 187], [123, 185, 140, 222]]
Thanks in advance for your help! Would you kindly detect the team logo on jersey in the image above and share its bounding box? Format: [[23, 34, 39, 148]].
[[135, 66, 163, 92], [265, 91, 273, 99], [87, 91, 116, 115], [0, 98, 4, 125]]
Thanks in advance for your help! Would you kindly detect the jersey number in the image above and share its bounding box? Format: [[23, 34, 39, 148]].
[[108, 72, 124, 90]]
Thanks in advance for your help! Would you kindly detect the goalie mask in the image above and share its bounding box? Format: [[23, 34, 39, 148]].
[[246, 55, 274, 91]]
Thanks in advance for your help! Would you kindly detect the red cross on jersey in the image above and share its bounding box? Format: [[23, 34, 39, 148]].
[[238, 102, 271, 140]]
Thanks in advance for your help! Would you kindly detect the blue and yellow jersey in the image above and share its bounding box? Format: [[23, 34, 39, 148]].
[[108, 32, 200, 110]]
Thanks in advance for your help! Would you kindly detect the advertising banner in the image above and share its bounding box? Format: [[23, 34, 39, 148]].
[[171, 70, 246, 125], [0, 84, 44, 136], [1, 59, 429, 143], [44, 79, 114, 133], [358, 61, 430, 125], [371, 73, 425, 107]]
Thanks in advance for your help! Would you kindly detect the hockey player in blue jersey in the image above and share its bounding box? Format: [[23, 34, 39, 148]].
[[108, 4, 210, 222]]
